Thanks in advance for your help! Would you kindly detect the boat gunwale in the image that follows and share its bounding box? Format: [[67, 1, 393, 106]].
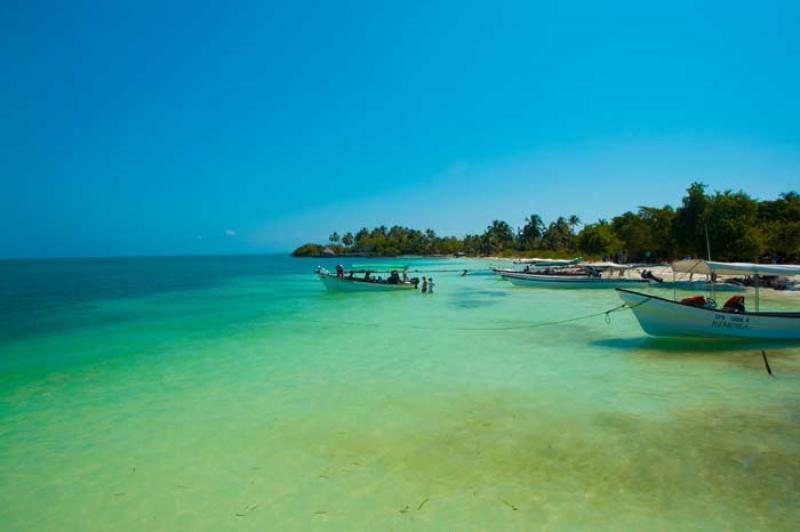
[[317, 272, 417, 289]]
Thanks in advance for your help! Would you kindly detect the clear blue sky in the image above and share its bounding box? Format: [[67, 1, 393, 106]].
[[2, 0, 798, 258]]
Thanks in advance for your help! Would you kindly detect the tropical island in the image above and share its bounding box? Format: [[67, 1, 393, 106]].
[[293, 183, 800, 262]]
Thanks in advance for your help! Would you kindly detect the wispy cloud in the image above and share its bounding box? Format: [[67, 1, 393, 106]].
[[225, 229, 237, 237]]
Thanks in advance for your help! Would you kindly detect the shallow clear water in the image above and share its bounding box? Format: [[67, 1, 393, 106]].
[[1, 255, 799, 530]]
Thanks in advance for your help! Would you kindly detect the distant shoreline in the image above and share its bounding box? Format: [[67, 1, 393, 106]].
[[290, 251, 577, 261], [291, 252, 463, 259], [290, 185, 800, 264], [291, 243, 586, 261]]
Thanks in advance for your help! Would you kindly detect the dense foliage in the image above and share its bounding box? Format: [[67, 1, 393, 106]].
[[293, 184, 800, 262]]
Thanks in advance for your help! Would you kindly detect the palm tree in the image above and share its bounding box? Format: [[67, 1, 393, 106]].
[[542, 217, 573, 251], [482, 220, 514, 253], [520, 214, 545, 248], [568, 215, 581, 231], [425, 228, 437, 254], [329, 232, 340, 244]]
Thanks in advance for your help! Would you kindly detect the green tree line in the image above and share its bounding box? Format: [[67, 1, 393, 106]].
[[293, 184, 800, 262]]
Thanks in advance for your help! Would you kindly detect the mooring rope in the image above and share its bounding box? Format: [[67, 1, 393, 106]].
[[452, 302, 634, 331], [303, 301, 646, 332]]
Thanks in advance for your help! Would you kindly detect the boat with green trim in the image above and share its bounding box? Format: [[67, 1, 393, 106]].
[[315, 266, 419, 292]]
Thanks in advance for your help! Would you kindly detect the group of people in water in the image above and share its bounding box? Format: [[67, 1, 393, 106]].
[[420, 276, 434, 294]]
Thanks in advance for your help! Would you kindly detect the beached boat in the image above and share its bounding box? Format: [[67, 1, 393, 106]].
[[496, 260, 636, 275], [316, 267, 418, 292], [618, 260, 800, 339], [499, 269, 649, 289], [493, 259, 588, 276]]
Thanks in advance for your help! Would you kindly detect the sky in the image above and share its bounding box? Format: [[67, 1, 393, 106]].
[[1, 0, 799, 258]]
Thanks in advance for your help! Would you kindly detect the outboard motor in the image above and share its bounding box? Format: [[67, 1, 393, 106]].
[[585, 266, 601, 278], [640, 269, 664, 283]]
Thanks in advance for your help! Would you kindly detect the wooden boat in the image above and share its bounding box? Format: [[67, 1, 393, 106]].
[[618, 260, 800, 339], [499, 269, 649, 289], [496, 260, 635, 276], [316, 267, 418, 292], [493, 259, 586, 276]]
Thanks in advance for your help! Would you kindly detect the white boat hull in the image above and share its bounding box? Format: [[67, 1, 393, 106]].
[[318, 274, 417, 292], [501, 272, 649, 289], [617, 289, 800, 339]]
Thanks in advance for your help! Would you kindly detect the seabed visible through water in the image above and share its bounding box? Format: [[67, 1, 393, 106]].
[[1, 255, 799, 530]]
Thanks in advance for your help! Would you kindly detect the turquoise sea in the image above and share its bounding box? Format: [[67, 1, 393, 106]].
[[1, 255, 799, 530]]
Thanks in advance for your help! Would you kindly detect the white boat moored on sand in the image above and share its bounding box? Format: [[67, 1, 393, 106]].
[[618, 260, 800, 340], [500, 269, 649, 289]]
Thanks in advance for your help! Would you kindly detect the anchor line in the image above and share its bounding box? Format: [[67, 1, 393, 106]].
[[302, 301, 647, 332], [457, 302, 636, 331]]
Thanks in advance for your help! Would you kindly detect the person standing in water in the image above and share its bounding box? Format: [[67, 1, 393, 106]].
[[428, 277, 435, 294], [421, 276, 428, 293]]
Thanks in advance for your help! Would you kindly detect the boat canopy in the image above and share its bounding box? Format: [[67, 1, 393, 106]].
[[672, 259, 800, 277], [582, 261, 634, 270], [349, 263, 408, 271], [514, 257, 581, 265]]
